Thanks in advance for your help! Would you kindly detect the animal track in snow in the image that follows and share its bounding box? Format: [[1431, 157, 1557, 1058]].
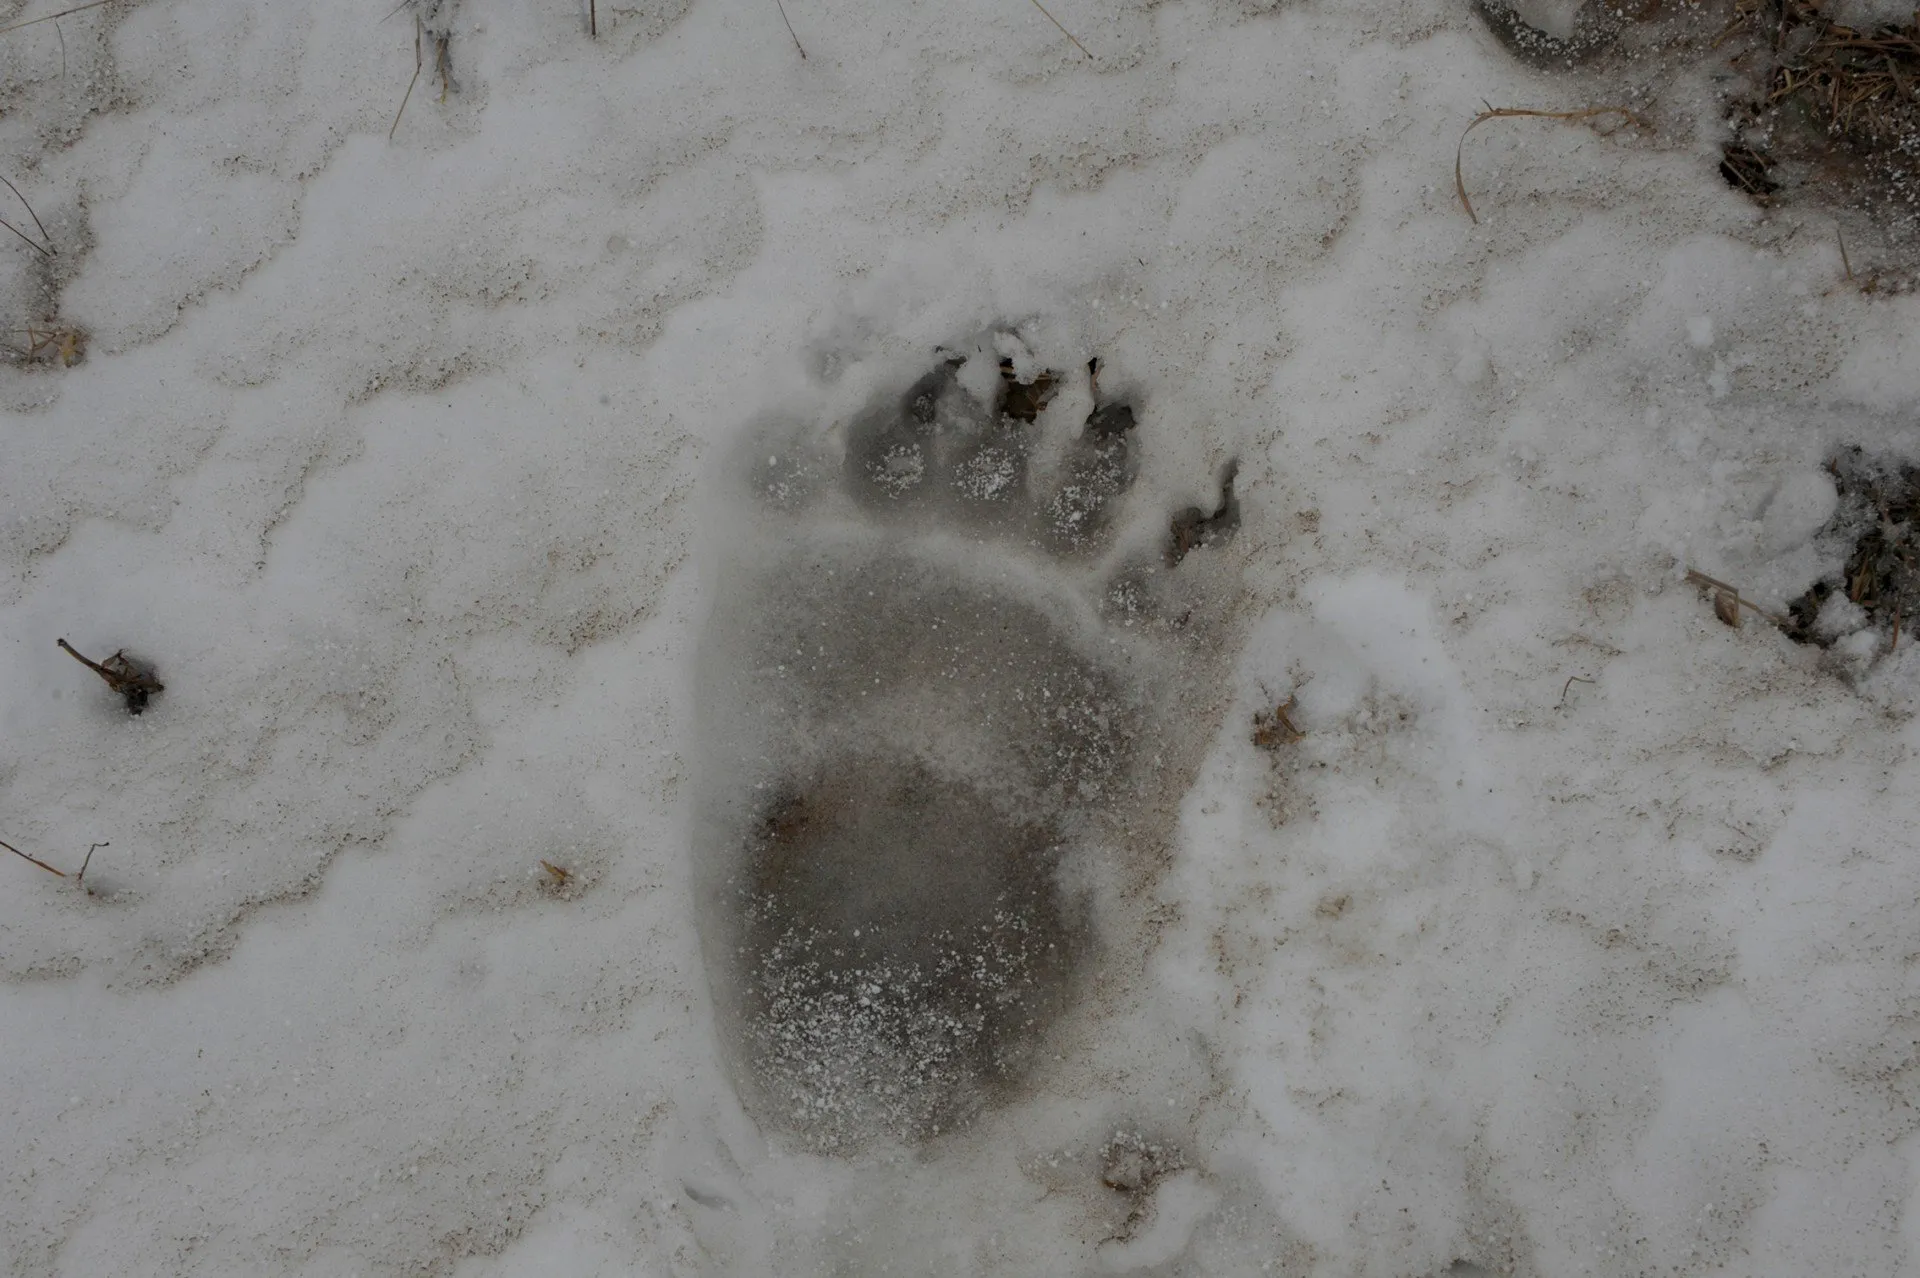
[[693, 333, 1242, 1150]]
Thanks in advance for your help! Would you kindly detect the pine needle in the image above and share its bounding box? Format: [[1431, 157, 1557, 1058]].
[[773, 0, 805, 58], [390, 16, 422, 141], [0, 174, 54, 257], [1455, 105, 1647, 224], [0, 215, 50, 257], [1026, 0, 1090, 59], [1, 836, 66, 878]]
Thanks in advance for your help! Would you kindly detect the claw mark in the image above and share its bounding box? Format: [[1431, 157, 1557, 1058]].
[[1167, 461, 1240, 565]]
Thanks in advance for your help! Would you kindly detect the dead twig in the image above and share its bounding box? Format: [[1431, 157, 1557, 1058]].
[[76, 841, 106, 884], [589, 0, 596, 38], [390, 15, 422, 141], [0, 0, 115, 37], [1, 836, 66, 878], [1838, 225, 1855, 283], [1455, 105, 1647, 224], [1026, 0, 1091, 59], [1558, 674, 1596, 707]]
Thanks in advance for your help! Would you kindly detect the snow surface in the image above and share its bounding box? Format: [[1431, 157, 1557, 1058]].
[[4, 0, 1920, 1273]]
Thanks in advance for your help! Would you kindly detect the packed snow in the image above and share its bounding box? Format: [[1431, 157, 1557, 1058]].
[[4, 0, 1920, 1272]]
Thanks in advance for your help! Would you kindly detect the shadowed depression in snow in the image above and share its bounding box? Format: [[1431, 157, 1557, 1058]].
[[692, 339, 1240, 1148]]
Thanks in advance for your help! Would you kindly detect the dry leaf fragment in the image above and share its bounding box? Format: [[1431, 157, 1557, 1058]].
[[1252, 696, 1305, 750]]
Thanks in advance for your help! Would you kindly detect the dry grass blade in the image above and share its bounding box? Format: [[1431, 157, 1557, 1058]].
[[1685, 569, 1789, 628], [390, 16, 422, 141], [1455, 105, 1647, 224], [0, 0, 114, 37], [1026, 0, 1091, 59]]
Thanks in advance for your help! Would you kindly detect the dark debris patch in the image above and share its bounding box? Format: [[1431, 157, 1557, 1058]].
[[1471, 0, 1624, 66], [1000, 359, 1059, 423], [1723, 0, 1920, 243], [58, 639, 164, 714], [1468, 0, 1920, 260], [1100, 1129, 1186, 1195], [1720, 142, 1780, 200], [1251, 696, 1303, 750], [1785, 448, 1920, 644]]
